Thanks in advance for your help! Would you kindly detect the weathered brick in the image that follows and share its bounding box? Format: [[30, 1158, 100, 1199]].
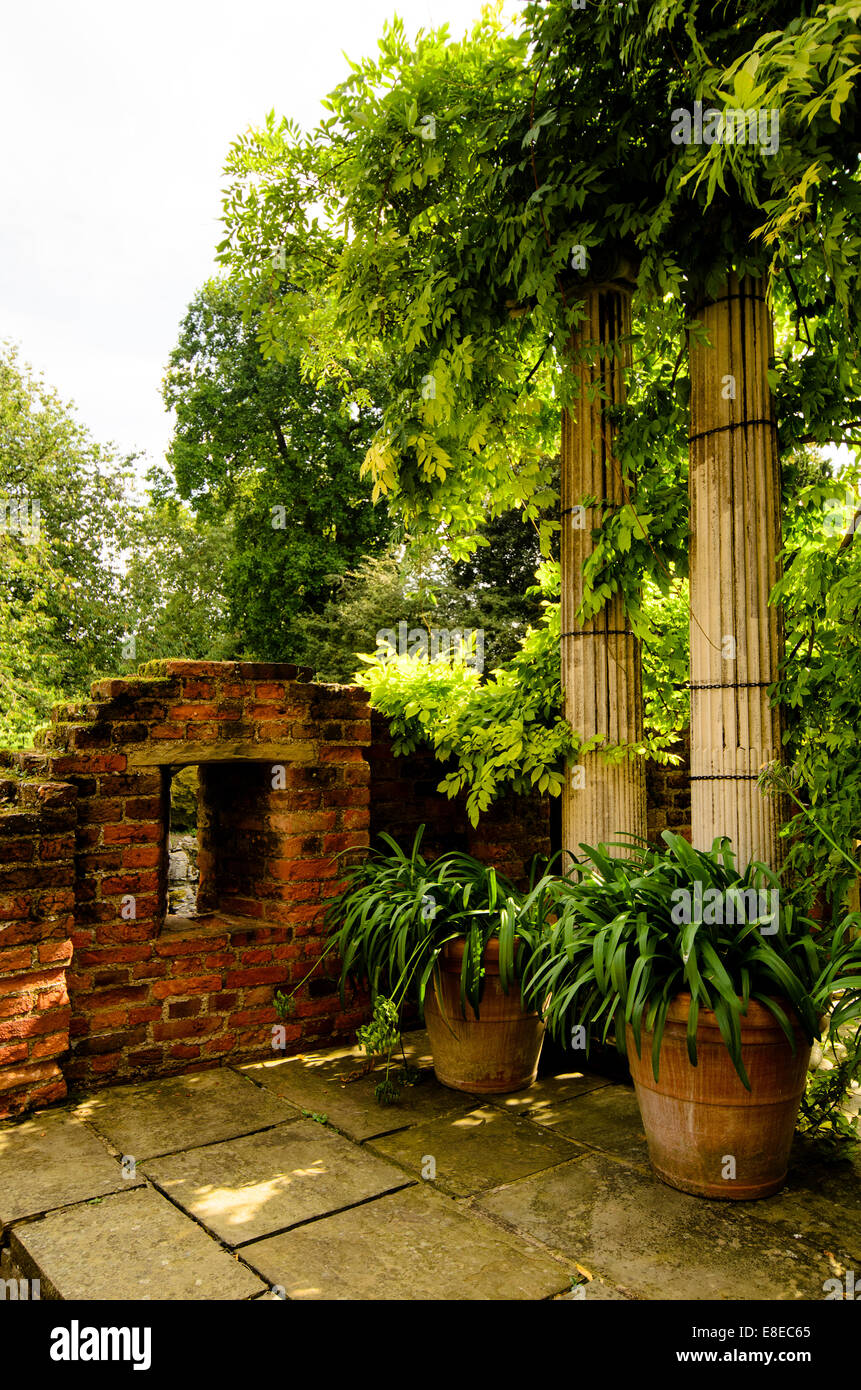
[[152, 1017, 221, 1041], [100, 870, 158, 896], [180, 680, 215, 700], [99, 772, 161, 796], [127, 1047, 165, 1067], [225, 967, 285, 988], [235, 948, 272, 966], [86, 985, 148, 1010], [30, 1032, 69, 1060], [155, 934, 229, 958], [0, 995, 31, 1020], [215, 898, 263, 919], [75, 1027, 148, 1055], [243, 985, 278, 1006], [167, 999, 201, 1019], [83, 1007, 129, 1031], [122, 845, 161, 869], [270, 858, 337, 882], [202, 953, 233, 969], [0, 1008, 70, 1042], [92, 967, 128, 988], [228, 1007, 275, 1027], [0, 947, 33, 973], [77, 944, 151, 967], [326, 787, 370, 808], [0, 967, 66, 998], [170, 704, 221, 721], [203, 1033, 238, 1055], [321, 745, 364, 767], [50, 753, 127, 775], [0, 839, 36, 864], [124, 797, 162, 820], [268, 811, 336, 834], [131, 958, 168, 981], [151, 976, 221, 1000], [211, 992, 239, 1011], [79, 799, 124, 825], [170, 956, 211, 977], [111, 723, 150, 744], [103, 823, 162, 846], [0, 1059, 64, 1096], [96, 921, 156, 945], [322, 832, 366, 854], [128, 1005, 162, 1024], [90, 1052, 123, 1075], [37, 940, 74, 966], [34, 985, 69, 1011], [0, 865, 73, 891]]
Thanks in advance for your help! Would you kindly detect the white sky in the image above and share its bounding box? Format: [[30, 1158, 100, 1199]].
[[0, 0, 521, 473]]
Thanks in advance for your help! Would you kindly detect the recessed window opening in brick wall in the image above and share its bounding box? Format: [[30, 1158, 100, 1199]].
[[161, 758, 273, 932]]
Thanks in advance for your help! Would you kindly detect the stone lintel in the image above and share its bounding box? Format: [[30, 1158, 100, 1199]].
[[126, 740, 316, 768]]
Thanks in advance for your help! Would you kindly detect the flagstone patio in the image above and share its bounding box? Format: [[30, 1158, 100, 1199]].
[[0, 1033, 858, 1301]]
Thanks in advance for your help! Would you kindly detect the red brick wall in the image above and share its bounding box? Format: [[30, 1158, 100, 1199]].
[[368, 712, 552, 887], [0, 657, 691, 1118], [0, 663, 372, 1115], [0, 762, 76, 1116]]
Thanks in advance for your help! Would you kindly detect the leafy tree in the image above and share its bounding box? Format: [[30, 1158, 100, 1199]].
[[297, 460, 558, 681], [215, 3, 861, 874], [0, 343, 131, 745], [360, 561, 577, 824], [160, 278, 396, 661], [769, 453, 861, 908], [120, 496, 235, 666]]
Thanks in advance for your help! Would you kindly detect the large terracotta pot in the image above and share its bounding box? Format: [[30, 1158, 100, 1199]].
[[423, 938, 545, 1094], [626, 993, 811, 1200]]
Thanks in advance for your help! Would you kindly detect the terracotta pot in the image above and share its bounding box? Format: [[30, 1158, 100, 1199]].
[[423, 938, 545, 1094], [626, 994, 811, 1200]]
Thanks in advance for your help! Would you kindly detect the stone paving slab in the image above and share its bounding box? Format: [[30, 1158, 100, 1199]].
[[738, 1145, 861, 1266], [242, 1184, 572, 1300], [3, 1032, 858, 1303], [144, 1120, 413, 1246], [368, 1104, 577, 1196], [260, 1029, 433, 1078], [0, 1109, 142, 1235], [478, 1149, 838, 1300], [395, 1029, 435, 1067], [241, 1056, 475, 1141], [487, 1067, 611, 1121], [10, 1185, 266, 1300], [74, 1067, 299, 1160], [531, 1084, 650, 1166]]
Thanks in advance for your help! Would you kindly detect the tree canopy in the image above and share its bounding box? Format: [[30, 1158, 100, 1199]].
[[160, 278, 397, 662], [215, 0, 861, 876], [0, 344, 131, 744], [217, 0, 861, 564]]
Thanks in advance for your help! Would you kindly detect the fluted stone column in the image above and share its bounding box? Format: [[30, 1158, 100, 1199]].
[[561, 272, 647, 864], [688, 273, 783, 868]]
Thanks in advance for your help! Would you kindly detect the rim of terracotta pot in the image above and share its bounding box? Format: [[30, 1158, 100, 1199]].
[[662, 990, 805, 1034], [437, 935, 525, 970]]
